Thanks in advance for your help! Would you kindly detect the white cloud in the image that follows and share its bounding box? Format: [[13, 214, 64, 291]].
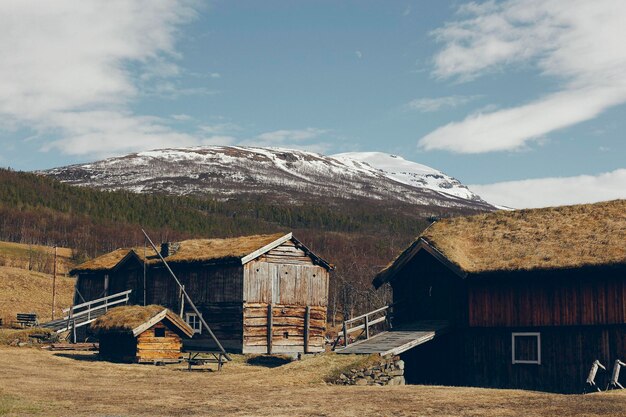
[[171, 114, 193, 121], [0, 1, 201, 158], [209, 72, 221, 78], [255, 128, 327, 144], [469, 169, 626, 208], [239, 128, 332, 153], [407, 95, 480, 112], [199, 123, 243, 135], [420, 0, 626, 153], [355, 51, 363, 59]]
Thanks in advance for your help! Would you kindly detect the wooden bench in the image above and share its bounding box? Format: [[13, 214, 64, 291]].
[[184, 351, 227, 371], [13, 313, 39, 328]]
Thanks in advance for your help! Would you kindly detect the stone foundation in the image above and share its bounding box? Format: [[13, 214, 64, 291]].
[[335, 355, 405, 386]]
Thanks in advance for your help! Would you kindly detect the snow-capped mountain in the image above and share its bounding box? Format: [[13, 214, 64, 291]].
[[40, 146, 495, 211]]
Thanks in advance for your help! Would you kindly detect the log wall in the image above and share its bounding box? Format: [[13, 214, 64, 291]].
[[136, 322, 183, 363], [242, 303, 326, 353]]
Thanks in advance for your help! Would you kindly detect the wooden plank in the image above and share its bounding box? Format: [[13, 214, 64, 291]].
[[304, 305, 310, 354], [267, 303, 273, 354], [241, 233, 293, 264]]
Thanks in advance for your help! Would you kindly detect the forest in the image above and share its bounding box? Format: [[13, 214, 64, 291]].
[[0, 168, 476, 321]]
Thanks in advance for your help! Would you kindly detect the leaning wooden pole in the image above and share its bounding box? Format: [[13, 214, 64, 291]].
[[51, 246, 57, 320], [141, 229, 231, 361]]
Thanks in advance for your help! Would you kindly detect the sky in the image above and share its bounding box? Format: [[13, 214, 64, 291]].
[[0, 0, 625, 209]]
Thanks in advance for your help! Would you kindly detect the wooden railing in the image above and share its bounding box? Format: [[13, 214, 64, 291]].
[[55, 290, 132, 334], [334, 304, 392, 349]]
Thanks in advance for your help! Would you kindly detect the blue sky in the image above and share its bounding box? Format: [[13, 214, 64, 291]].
[[0, 0, 625, 208]]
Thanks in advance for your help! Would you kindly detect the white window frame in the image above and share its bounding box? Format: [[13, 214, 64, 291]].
[[185, 312, 202, 335], [512, 332, 541, 365]]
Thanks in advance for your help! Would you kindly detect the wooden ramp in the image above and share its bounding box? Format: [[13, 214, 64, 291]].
[[41, 290, 132, 333], [336, 320, 449, 356]]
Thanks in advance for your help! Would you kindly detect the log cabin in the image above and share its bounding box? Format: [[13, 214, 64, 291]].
[[372, 200, 626, 393], [90, 305, 193, 363], [71, 233, 333, 354]]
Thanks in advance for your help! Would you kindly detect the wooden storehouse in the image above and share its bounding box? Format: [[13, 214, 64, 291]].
[[373, 200, 626, 393], [72, 233, 333, 354], [90, 305, 193, 363]]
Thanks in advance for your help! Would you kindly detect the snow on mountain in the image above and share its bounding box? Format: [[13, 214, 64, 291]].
[[331, 152, 479, 201], [40, 146, 494, 211]]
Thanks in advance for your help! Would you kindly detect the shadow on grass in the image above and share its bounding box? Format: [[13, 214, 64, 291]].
[[53, 352, 112, 362], [246, 355, 293, 368]]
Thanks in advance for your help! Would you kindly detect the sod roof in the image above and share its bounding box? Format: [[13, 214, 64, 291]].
[[375, 200, 626, 284], [71, 233, 289, 273], [89, 305, 193, 337]]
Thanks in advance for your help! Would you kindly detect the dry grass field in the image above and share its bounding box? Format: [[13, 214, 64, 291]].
[[0, 241, 74, 275], [0, 266, 75, 325], [1, 346, 626, 417]]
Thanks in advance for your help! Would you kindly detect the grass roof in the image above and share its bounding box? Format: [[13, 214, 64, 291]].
[[377, 200, 626, 280], [71, 233, 288, 273], [71, 248, 137, 273], [89, 305, 193, 337], [162, 233, 286, 264], [90, 305, 165, 333]]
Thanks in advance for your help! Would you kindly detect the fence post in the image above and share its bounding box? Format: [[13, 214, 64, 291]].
[[343, 321, 348, 347], [365, 314, 370, 340]]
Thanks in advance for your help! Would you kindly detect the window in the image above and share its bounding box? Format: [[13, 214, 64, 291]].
[[512, 332, 541, 365], [154, 327, 165, 338], [185, 312, 202, 335]]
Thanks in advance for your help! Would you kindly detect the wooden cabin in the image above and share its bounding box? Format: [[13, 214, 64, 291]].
[[90, 305, 193, 363], [72, 233, 333, 354], [373, 200, 626, 393]]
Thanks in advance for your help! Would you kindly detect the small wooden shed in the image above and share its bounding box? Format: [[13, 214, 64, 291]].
[[90, 305, 193, 363], [73, 232, 333, 354]]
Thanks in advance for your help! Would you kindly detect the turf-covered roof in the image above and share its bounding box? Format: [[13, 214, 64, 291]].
[[71, 232, 332, 274], [374, 200, 626, 286], [89, 305, 193, 337]]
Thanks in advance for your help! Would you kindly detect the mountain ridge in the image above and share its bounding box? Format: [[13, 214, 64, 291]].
[[41, 146, 495, 212]]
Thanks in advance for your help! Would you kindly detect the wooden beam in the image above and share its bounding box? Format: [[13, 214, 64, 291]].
[[267, 303, 273, 354], [241, 233, 293, 265], [304, 305, 310, 354]]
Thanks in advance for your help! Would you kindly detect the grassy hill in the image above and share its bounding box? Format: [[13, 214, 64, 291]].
[[0, 241, 74, 275], [0, 266, 74, 325]]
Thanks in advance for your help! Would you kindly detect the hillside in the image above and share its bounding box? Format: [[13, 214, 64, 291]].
[[0, 241, 74, 275], [0, 168, 438, 317], [41, 146, 495, 211], [0, 266, 74, 325]]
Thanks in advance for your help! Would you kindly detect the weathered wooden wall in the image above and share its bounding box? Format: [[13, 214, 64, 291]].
[[136, 322, 183, 363], [391, 250, 467, 325], [462, 325, 626, 393], [75, 272, 106, 304], [146, 264, 245, 351], [240, 241, 329, 353], [468, 266, 626, 327], [243, 241, 329, 306]]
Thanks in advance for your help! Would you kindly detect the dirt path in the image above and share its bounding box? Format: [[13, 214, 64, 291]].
[[1, 347, 625, 417]]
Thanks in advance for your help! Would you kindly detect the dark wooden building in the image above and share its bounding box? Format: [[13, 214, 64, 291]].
[[72, 233, 332, 354], [373, 200, 626, 393], [90, 305, 193, 363]]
